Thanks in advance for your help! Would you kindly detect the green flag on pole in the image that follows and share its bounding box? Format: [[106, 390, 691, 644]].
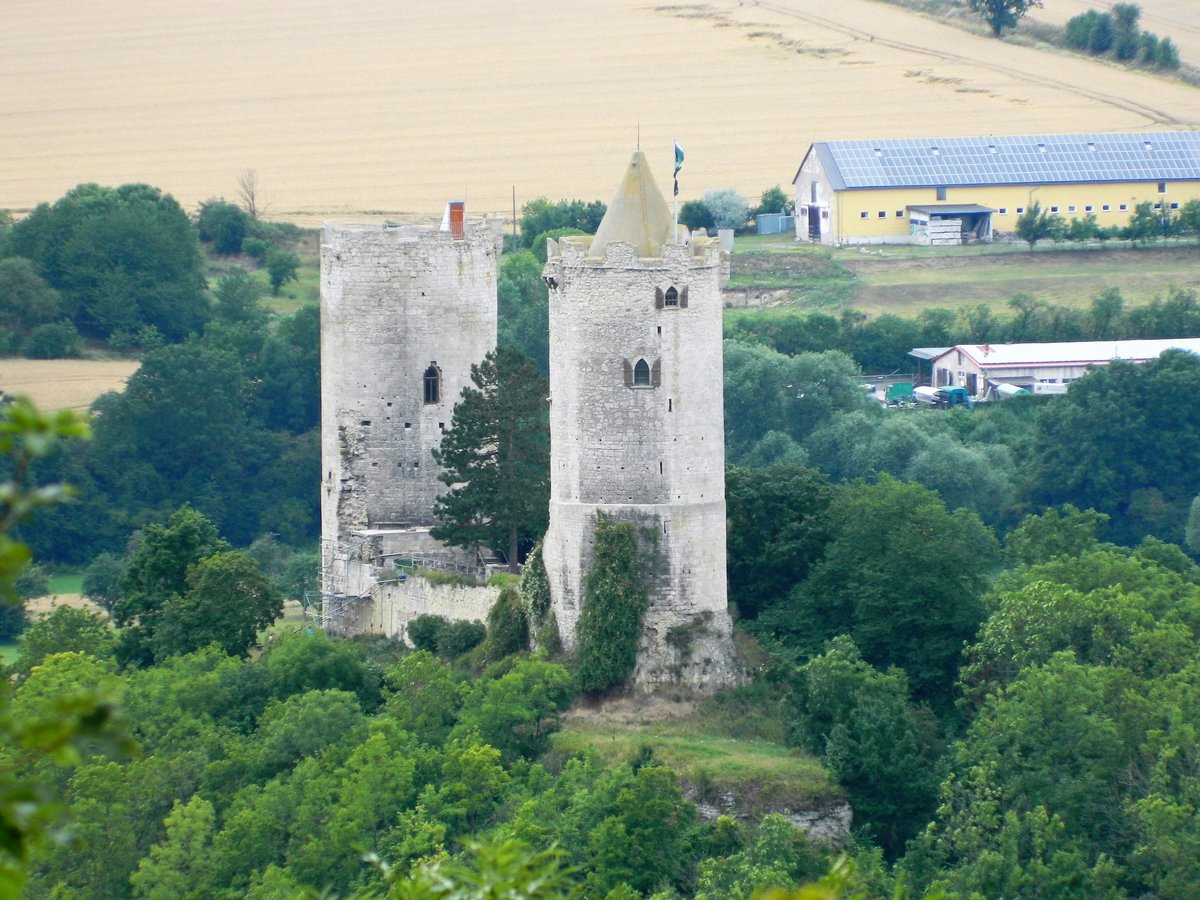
[[674, 141, 684, 197]]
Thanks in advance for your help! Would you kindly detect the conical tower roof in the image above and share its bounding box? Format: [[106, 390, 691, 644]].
[[588, 151, 673, 258]]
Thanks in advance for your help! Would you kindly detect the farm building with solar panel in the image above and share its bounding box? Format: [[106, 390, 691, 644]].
[[792, 131, 1200, 246]]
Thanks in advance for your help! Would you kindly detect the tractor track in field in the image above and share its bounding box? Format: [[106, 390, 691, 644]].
[[747, 0, 1189, 127]]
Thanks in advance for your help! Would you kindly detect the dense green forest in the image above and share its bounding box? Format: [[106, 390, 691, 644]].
[[4, 187, 1200, 897]]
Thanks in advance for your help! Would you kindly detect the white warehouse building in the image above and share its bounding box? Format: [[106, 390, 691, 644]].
[[918, 338, 1200, 398]]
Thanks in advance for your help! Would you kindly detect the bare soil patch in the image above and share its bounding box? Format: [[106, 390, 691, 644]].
[[566, 693, 698, 724], [0, 359, 140, 412]]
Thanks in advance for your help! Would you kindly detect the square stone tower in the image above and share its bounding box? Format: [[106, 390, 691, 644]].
[[541, 152, 739, 691], [320, 215, 497, 603]]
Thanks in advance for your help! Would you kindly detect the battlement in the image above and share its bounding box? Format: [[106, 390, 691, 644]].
[[323, 216, 501, 251], [548, 233, 727, 269]]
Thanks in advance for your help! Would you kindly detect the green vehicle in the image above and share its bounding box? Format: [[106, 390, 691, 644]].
[[884, 382, 914, 405]]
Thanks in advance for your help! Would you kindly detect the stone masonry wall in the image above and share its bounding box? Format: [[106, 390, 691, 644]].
[[329, 574, 499, 644], [320, 220, 498, 578], [542, 235, 740, 691]]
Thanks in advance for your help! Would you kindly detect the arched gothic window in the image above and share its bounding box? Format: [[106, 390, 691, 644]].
[[423, 363, 441, 404], [664, 286, 679, 307], [633, 359, 651, 386]]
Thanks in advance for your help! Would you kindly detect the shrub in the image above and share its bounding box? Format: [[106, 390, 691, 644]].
[[15, 563, 48, 599], [482, 586, 530, 662], [519, 541, 551, 629], [680, 200, 715, 234], [24, 322, 81, 359], [265, 247, 300, 295], [1156, 35, 1180, 68], [82, 552, 124, 612], [438, 620, 487, 660], [406, 614, 486, 660], [1087, 13, 1114, 54], [407, 614, 447, 654], [196, 200, 249, 255], [243, 237, 271, 260], [754, 185, 794, 217], [1064, 10, 1100, 49], [0, 601, 27, 642], [702, 189, 750, 232], [135, 324, 163, 351], [574, 514, 653, 693]]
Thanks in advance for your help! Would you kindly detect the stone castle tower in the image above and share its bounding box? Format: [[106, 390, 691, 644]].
[[541, 152, 739, 691], [320, 213, 497, 598]]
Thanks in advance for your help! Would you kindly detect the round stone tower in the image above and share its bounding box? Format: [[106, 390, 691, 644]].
[[320, 215, 497, 596], [541, 152, 739, 691]]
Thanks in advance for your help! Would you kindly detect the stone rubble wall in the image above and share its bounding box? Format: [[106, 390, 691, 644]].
[[327, 573, 499, 644]]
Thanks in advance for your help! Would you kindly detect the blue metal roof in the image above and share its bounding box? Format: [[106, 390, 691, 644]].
[[812, 132, 1200, 190]]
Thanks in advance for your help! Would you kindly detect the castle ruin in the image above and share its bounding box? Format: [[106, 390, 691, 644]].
[[319, 212, 498, 617], [320, 158, 740, 691], [541, 152, 740, 691]]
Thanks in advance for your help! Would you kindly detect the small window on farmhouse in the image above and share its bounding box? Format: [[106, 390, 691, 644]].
[[1120, 204, 1128, 211], [1085, 205, 1093, 212], [1016, 206, 1025, 215], [860, 211, 868, 219], [936, 187, 947, 201], [821, 210, 828, 219], [1068, 205, 1076, 213], [634, 359, 651, 387], [1158, 181, 1166, 193], [999, 208, 1008, 215], [664, 286, 679, 307], [895, 210, 903, 218], [423, 363, 441, 404], [877, 210, 886, 218], [1171, 202, 1180, 210], [1102, 204, 1110, 211], [1050, 206, 1060, 213]]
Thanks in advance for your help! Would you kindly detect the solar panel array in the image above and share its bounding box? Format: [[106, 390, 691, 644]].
[[820, 132, 1200, 189]]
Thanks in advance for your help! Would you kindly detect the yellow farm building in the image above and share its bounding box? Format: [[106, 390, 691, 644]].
[[792, 131, 1200, 246]]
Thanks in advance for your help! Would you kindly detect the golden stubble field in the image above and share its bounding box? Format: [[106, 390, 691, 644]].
[[0, 359, 140, 412], [3, 0, 1199, 224]]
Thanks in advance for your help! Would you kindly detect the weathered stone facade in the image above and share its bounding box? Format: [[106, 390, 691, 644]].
[[541, 152, 740, 692], [329, 573, 499, 644], [320, 218, 497, 597]]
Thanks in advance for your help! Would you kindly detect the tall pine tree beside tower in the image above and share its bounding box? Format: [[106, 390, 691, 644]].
[[432, 346, 550, 571]]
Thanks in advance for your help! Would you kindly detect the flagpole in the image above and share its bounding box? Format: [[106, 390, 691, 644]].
[[672, 140, 682, 244]]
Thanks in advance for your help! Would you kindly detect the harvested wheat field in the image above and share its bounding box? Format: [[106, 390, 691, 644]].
[[0, 359, 140, 412], [25, 593, 104, 620], [3, 0, 1199, 223]]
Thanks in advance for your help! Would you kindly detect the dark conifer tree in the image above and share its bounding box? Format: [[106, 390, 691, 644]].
[[432, 347, 549, 570]]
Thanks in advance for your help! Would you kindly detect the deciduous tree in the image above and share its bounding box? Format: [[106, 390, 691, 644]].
[[759, 475, 998, 707], [151, 550, 282, 660], [3, 183, 208, 340], [969, 0, 1043, 36]]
